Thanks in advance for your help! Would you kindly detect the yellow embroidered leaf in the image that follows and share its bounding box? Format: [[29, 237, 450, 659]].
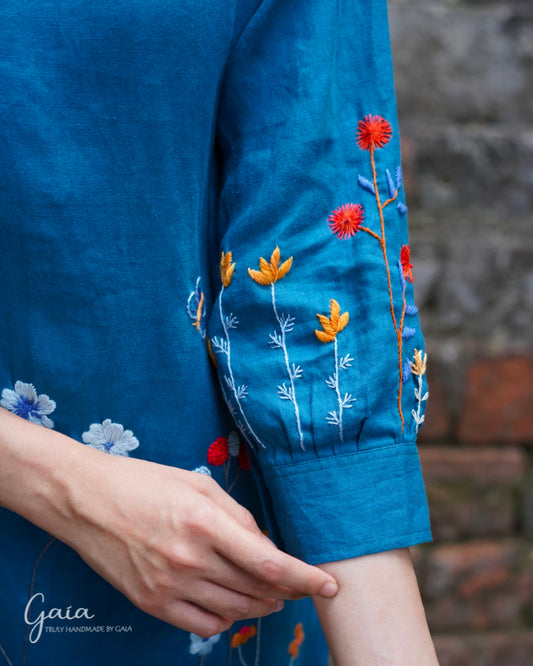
[[220, 251, 235, 287], [315, 328, 335, 343], [249, 247, 293, 285], [338, 311, 349, 333], [270, 246, 281, 270], [248, 267, 272, 285], [277, 256, 293, 280]]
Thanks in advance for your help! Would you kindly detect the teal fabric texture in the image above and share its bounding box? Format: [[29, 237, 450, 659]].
[[0, 0, 432, 664]]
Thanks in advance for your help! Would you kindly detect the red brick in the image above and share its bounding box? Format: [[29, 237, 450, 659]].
[[434, 632, 533, 666], [458, 356, 533, 444], [414, 541, 533, 631], [426, 482, 518, 540]]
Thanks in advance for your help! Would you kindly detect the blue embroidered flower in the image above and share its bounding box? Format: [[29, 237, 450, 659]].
[[189, 632, 221, 656], [0, 381, 56, 428], [193, 465, 212, 476], [82, 419, 139, 456]]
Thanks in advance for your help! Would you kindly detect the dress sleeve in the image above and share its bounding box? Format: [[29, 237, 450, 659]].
[[208, 0, 432, 564]]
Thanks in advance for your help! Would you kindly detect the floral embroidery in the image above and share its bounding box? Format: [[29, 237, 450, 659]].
[[329, 114, 415, 431], [207, 436, 230, 465], [328, 203, 365, 240], [288, 623, 305, 664], [82, 419, 139, 456], [211, 251, 265, 449], [248, 247, 292, 285], [315, 300, 355, 441], [206, 430, 250, 493], [189, 632, 221, 664], [356, 114, 393, 151], [220, 250, 236, 287], [187, 277, 207, 338], [249, 248, 304, 450], [193, 465, 212, 476], [410, 349, 429, 434], [231, 625, 259, 666], [400, 245, 414, 283], [1, 381, 56, 428]]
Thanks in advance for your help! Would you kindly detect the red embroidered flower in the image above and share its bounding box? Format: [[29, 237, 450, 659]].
[[356, 115, 393, 151], [237, 443, 251, 471], [328, 203, 364, 240], [400, 245, 414, 283], [231, 625, 257, 648], [207, 437, 229, 465]]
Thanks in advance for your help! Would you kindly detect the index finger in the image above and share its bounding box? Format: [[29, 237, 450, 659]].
[[216, 514, 339, 599]]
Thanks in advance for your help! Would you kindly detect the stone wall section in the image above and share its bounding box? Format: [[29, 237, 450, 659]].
[[389, 1, 533, 663]]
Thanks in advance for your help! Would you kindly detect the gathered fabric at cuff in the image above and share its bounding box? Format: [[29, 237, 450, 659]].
[[260, 443, 432, 565]]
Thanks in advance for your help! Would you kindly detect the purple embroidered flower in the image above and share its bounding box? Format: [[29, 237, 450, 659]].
[[82, 419, 139, 456], [189, 632, 221, 656], [1, 381, 56, 428]]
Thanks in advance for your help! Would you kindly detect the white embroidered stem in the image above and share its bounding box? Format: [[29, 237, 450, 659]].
[[199, 656, 205, 666], [218, 288, 265, 449], [271, 284, 304, 450], [237, 645, 249, 666], [254, 617, 262, 666], [334, 338, 344, 443], [413, 374, 428, 434]]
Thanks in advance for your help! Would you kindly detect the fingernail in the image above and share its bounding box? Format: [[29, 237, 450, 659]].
[[319, 581, 339, 598], [274, 600, 284, 612]]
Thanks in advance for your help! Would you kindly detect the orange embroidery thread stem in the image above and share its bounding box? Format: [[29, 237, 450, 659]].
[[370, 145, 405, 431]]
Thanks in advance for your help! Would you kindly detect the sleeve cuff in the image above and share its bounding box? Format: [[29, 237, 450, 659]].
[[260, 443, 433, 565]]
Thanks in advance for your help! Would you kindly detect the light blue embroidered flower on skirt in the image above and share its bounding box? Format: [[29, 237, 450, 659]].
[[193, 465, 212, 476], [0, 380, 56, 428], [82, 419, 139, 456], [189, 632, 221, 656]]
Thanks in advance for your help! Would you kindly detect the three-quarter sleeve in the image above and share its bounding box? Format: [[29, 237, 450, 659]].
[[207, 0, 432, 564]]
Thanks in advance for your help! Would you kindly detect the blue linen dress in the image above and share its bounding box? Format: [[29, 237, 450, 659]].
[[0, 0, 432, 664]]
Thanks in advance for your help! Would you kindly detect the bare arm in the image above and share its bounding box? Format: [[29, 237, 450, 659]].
[[314, 550, 439, 666], [0, 407, 338, 636]]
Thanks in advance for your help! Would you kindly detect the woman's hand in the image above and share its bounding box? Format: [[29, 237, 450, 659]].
[[0, 409, 338, 637]]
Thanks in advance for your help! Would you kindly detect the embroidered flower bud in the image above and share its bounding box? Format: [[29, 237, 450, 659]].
[[207, 436, 229, 465], [400, 245, 414, 283], [237, 443, 251, 470], [248, 247, 293, 285], [288, 623, 305, 659], [328, 203, 364, 240], [315, 299, 349, 343], [410, 349, 428, 376], [231, 625, 257, 648], [220, 251, 235, 287], [356, 114, 393, 151]]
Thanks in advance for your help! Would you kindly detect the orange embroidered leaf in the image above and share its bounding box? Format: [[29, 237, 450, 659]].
[[288, 622, 305, 658], [248, 246, 293, 285], [411, 348, 427, 376], [220, 251, 235, 287], [315, 299, 349, 343]]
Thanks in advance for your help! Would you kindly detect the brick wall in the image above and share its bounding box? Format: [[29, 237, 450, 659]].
[[388, 0, 533, 663]]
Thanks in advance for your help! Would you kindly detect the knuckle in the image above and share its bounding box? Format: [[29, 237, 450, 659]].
[[261, 558, 283, 581], [240, 508, 257, 531], [232, 597, 252, 619], [197, 617, 232, 638], [186, 500, 216, 533]]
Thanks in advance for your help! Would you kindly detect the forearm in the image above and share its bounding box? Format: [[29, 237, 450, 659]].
[[314, 549, 439, 666], [0, 406, 98, 540]]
